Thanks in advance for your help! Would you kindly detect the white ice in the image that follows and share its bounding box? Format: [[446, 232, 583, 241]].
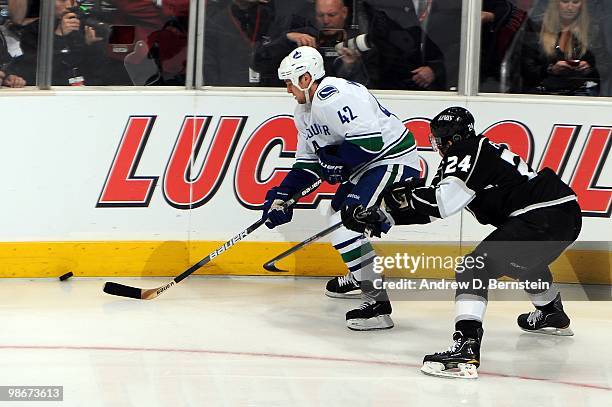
[[0, 277, 610, 407]]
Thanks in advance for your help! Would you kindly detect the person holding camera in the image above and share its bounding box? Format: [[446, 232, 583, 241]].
[[520, 0, 607, 96], [10, 0, 111, 86], [253, 0, 371, 86]]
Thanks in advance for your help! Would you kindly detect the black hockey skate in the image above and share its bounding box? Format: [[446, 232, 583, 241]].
[[421, 329, 483, 379], [325, 272, 361, 299], [517, 293, 573, 336], [345, 300, 394, 331]]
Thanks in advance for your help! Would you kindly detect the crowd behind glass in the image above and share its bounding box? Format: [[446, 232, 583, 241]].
[[0, 0, 609, 97]]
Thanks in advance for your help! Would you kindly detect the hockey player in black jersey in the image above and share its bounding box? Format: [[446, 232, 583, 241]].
[[342, 106, 582, 378]]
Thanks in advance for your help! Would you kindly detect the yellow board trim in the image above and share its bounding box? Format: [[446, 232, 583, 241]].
[[0, 241, 609, 284]]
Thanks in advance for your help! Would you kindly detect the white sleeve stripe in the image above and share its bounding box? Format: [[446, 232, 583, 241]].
[[346, 132, 382, 139], [412, 193, 438, 207], [436, 176, 476, 218], [296, 158, 318, 162], [465, 137, 486, 184]]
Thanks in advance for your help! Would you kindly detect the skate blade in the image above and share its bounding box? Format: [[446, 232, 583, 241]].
[[421, 362, 479, 379], [325, 290, 362, 299], [346, 315, 394, 331], [520, 326, 574, 336]]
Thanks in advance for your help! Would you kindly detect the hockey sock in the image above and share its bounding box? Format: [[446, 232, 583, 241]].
[[527, 284, 560, 309], [455, 294, 487, 325], [329, 211, 376, 282]]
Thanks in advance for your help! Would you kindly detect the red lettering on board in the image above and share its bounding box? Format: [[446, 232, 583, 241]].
[[538, 125, 580, 174], [482, 121, 534, 164], [569, 126, 611, 217], [404, 118, 433, 179], [97, 116, 158, 207], [234, 115, 336, 209], [163, 116, 245, 209]]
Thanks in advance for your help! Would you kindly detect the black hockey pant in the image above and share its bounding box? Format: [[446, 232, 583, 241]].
[[455, 200, 582, 301]]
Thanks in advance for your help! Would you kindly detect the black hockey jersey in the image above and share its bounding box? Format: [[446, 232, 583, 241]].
[[407, 136, 577, 227]]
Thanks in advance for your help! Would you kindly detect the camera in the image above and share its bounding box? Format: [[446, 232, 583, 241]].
[[317, 29, 346, 58], [566, 59, 580, 67], [341, 34, 372, 52], [66, 5, 111, 39]]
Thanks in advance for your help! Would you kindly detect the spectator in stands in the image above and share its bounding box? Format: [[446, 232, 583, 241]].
[[204, 0, 277, 86], [520, 0, 606, 96], [480, 0, 520, 92], [406, 0, 462, 90], [0, 28, 26, 87], [353, 2, 446, 90], [109, 0, 189, 85], [8, 0, 39, 25], [601, 1, 612, 96], [252, 0, 371, 86], [394, 0, 513, 91], [10, 0, 111, 86]]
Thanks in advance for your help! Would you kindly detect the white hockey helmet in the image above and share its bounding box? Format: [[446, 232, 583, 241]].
[[278, 46, 325, 89]]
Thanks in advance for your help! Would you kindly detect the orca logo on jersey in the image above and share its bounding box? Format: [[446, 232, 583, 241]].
[[293, 50, 302, 59], [318, 85, 338, 100]]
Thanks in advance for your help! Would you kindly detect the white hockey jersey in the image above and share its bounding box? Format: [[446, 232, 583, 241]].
[[292, 77, 420, 183]]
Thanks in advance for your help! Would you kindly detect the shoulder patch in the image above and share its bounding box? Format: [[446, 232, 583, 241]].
[[317, 85, 339, 100]]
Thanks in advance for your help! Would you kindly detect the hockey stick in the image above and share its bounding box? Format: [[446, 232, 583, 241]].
[[103, 180, 322, 300], [263, 221, 343, 272]]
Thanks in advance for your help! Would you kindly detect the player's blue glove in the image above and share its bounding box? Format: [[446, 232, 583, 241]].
[[317, 145, 350, 184], [262, 187, 294, 229]]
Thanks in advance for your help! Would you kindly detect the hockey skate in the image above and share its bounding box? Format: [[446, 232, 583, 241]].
[[325, 272, 361, 298], [345, 300, 394, 331], [421, 330, 482, 379], [517, 293, 573, 336]]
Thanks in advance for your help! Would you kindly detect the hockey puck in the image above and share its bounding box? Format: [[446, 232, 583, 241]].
[[59, 272, 73, 281]]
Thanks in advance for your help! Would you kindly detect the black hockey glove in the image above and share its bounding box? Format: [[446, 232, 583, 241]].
[[262, 187, 294, 229], [341, 204, 392, 238], [381, 177, 426, 213]]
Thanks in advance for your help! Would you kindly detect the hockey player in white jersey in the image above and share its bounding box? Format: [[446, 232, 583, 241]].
[[345, 106, 582, 377], [261, 46, 421, 330]]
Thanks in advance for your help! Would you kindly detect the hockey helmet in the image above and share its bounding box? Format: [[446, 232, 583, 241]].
[[429, 107, 476, 154], [278, 46, 326, 91]]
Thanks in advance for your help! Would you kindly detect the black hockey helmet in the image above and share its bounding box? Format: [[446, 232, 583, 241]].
[[429, 107, 476, 154]]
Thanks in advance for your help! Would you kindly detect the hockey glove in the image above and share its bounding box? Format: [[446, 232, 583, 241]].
[[341, 204, 392, 238], [262, 187, 294, 229], [381, 177, 426, 213], [380, 178, 434, 225], [317, 145, 350, 185]]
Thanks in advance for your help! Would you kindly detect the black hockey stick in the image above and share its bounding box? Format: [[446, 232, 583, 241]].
[[263, 221, 343, 272], [103, 180, 322, 300]]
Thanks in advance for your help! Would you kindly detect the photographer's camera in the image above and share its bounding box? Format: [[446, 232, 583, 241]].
[[66, 5, 111, 39]]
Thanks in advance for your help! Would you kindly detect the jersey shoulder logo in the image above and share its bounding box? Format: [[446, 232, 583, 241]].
[[317, 85, 339, 100]]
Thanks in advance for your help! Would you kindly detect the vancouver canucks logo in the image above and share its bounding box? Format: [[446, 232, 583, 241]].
[[317, 85, 338, 100], [293, 50, 302, 59]]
